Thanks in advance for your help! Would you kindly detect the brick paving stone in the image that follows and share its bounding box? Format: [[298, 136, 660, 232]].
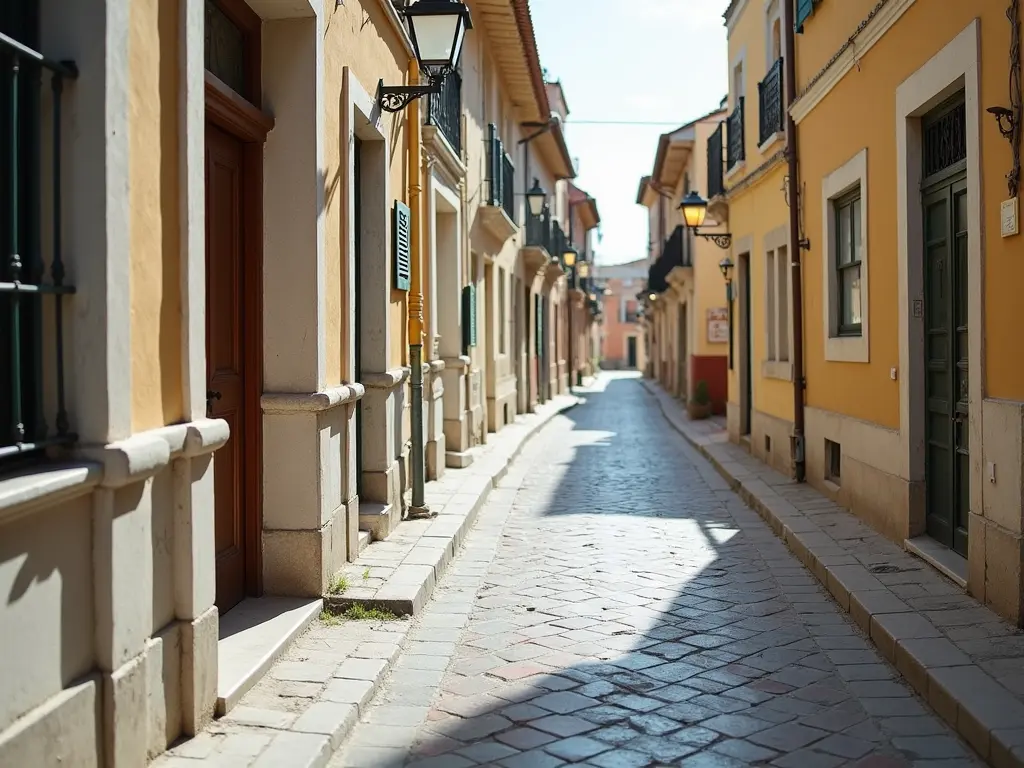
[[318, 375, 984, 767]]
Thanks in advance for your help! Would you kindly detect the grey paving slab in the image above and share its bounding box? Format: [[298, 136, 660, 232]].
[[329, 374, 981, 767]]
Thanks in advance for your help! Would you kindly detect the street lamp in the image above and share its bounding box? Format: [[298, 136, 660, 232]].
[[720, 256, 735, 370], [578, 261, 590, 279], [378, 0, 473, 113], [679, 190, 733, 250], [525, 178, 547, 217], [562, 247, 577, 269]]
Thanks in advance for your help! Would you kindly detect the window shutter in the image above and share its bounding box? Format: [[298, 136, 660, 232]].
[[795, 0, 814, 33], [536, 299, 544, 354], [393, 200, 411, 291], [461, 284, 477, 352]]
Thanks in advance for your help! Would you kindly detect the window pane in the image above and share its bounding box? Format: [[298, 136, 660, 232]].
[[852, 197, 862, 264], [838, 202, 852, 265], [205, 0, 247, 97], [841, 265, 862, 328]]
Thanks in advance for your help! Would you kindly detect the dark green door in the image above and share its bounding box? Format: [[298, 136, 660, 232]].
[[923, 175, 969, 556]]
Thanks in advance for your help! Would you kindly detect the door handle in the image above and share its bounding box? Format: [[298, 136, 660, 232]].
[[207, 390, 222, 415]]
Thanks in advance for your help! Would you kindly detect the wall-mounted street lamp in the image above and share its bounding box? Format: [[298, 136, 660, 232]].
[[679, 190, 733, 250], [648, 292, 657, 302], [720, 256, 735, 370], [525, 178, 547, 217], [378, 0, 473, 113], [578, 262, 590, 279]]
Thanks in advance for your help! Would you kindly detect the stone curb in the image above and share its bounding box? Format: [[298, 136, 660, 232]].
[[326, 394, 579, 618], [641, 378, 1024, 768]]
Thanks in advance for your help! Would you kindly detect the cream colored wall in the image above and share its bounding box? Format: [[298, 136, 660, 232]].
[[461, 23, 533, 427], [323, 0, 410, 382], [129, 0, 183, 431]]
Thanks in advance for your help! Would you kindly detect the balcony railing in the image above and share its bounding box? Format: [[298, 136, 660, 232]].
[[1, 31, 78, 461], [758, 57, 784, 145], [501, 153, 515, 221], [727, 96, 745, 171], [707, 122, 725, 199], [426, 69, 461, 154], [487, 124, 515, 222], [526, 206, 552, 251]]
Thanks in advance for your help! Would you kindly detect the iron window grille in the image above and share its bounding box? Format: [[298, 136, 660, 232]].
[[707, 122, 725, 199], [1, 17, 77, 464], [727, 96, 745, 170], [758, 57, 784, 145]]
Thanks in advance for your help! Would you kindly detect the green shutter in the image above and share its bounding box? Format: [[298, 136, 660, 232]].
[[535, 298, 543, 354], [392, 200, 411, 291], [795, 0, 814, 33], [462, 284, 477, 352]]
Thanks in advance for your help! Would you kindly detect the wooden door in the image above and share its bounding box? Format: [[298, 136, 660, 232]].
[[206, 122, 248, 612], [923, 175, 969, 556], [627, 337, 637, 368]]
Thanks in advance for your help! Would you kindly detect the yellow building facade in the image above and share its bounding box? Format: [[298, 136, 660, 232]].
[[719, 0, 796, 473], [793, 0, 1024, 623]]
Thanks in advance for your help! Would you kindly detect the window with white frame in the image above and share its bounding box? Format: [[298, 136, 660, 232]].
[[834, 190, 863, 336], [765, 245, 790, 364], [821, 148, 869, 363]]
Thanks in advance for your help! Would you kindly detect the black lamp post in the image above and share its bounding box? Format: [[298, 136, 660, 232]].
[[378, 0, 473, 113], [720, 256, 735, 370], [679, 190, 733, 249], [563, 247, 578, 395]]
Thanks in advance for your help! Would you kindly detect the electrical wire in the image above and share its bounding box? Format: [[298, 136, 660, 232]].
[[564, 120, 686, 126]]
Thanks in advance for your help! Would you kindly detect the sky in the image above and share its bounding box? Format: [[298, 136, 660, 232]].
[[530, 0, 731, 265]]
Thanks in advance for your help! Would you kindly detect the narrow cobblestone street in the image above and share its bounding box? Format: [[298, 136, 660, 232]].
[[332, 373, 980, 768]]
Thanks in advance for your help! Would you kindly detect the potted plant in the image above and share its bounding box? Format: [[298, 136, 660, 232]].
[[689, 380, 713, 420]]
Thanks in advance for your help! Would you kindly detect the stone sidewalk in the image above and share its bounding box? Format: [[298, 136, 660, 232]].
[[642, 378, 1024, 768], [155, 392, 578, 768]]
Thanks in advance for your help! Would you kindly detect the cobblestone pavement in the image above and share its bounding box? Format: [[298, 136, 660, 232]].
[[333, 373, 981, 768]]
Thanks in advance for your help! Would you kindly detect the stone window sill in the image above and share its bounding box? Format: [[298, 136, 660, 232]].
[[0, 462, 101, 526]]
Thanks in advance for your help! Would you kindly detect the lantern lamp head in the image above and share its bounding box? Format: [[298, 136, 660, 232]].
[[526, 178, 547, 217], [403, 0, 474, 78], [719, 257, 735, 282], [679, 190, 709, 230]]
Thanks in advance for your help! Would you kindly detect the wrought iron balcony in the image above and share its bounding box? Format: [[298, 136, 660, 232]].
[[707, 122, 725, 199], [727, 96, 745, 171], [1, 31, 78, 461], [426, 69, 461, 154], [487, 124, 516, 222], [758, 57, 784, 146], [525, 206, 552, 252]]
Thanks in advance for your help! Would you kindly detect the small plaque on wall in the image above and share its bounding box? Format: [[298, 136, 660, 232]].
[[707, 307, 729, 343]]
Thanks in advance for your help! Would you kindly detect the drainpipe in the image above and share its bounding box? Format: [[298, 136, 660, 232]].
[[783, 0, 806, 483], [408, 61, 430, 517]]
